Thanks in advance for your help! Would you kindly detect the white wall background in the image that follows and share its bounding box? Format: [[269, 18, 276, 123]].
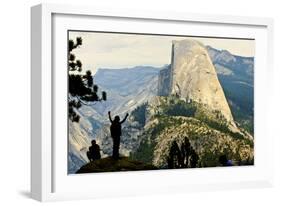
[[0, 0, 280, 205]]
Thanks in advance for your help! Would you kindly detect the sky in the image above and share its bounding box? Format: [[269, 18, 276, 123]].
[[69, 31, 255, 74]]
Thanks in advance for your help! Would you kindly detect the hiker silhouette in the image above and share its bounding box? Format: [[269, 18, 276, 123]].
[[86, 140, 101, 162], [167, 138, 199, 169], [167, 140, 182, 169], [181, 137, 191, 167], [190, 148, 199, 168], [219, 155, 233, 166], [108, 111, 129, 160]]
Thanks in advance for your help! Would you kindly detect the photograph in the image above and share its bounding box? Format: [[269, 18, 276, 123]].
[[67, 31, 254, 174]]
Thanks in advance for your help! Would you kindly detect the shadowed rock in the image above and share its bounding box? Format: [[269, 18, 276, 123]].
[[76, 157, 158, 173]]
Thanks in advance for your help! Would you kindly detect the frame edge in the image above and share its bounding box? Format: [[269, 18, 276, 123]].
[[31, 4, 43, 202], [30, 3, 275, 201]]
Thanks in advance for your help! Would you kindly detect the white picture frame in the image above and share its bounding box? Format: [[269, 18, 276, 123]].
[[31, 3, 274, 202]]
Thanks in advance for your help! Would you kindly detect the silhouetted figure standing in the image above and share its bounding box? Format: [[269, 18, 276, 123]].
[[190, 148, 199, 168], [167, 140, 182, 169], [181, 137, 191, 167], [87, 140, 101, 162], [108, 111, 129, 160]]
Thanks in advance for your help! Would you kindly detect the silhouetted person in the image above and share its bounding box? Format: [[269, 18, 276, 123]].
[[108, 111, 129, 160], [168, 140, 182, 169], [87, 140, 101, 162], [219, 155, 233, 166], [178, 143, 185, 168], [181, 137, 191, 167], [190, 148, 199, 168]]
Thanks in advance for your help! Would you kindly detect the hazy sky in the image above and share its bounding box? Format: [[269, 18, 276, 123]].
[[69, 31, 255, 74]]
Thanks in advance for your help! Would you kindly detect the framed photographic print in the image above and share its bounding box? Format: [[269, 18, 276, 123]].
[[31, 3, 274, 201]]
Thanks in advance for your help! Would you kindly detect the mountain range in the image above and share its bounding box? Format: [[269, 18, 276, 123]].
[[207, 46, 254, 133], [68, 40, 254, 173]]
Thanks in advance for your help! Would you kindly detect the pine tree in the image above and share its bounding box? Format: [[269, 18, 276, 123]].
[[68, 37, 106, 122]]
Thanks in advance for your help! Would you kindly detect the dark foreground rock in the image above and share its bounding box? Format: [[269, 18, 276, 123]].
[[76, 157, 158, 174]]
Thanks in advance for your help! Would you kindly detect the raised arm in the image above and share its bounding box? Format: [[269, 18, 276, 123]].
[[108, 111, 113, 123], [120, 113, 129, 124]]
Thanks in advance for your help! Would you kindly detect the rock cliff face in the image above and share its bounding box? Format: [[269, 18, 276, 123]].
[[157, 65, 171, 96], [159, 39, 236, 126]]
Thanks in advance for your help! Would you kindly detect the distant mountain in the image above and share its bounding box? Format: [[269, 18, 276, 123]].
[[88, 66, 161, 116], [132, 40, 253, 168], [95, 66, 160, 97], [69, 44, 254, 173], [158, 39, 236, 127], [207, 46, 254, 83], [206, 46, 254, 134], [68, 66, 161, 174]]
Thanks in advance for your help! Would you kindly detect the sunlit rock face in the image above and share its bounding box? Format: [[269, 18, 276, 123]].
[[158, 65, 171, 96], [169, 39, 235, 126]]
